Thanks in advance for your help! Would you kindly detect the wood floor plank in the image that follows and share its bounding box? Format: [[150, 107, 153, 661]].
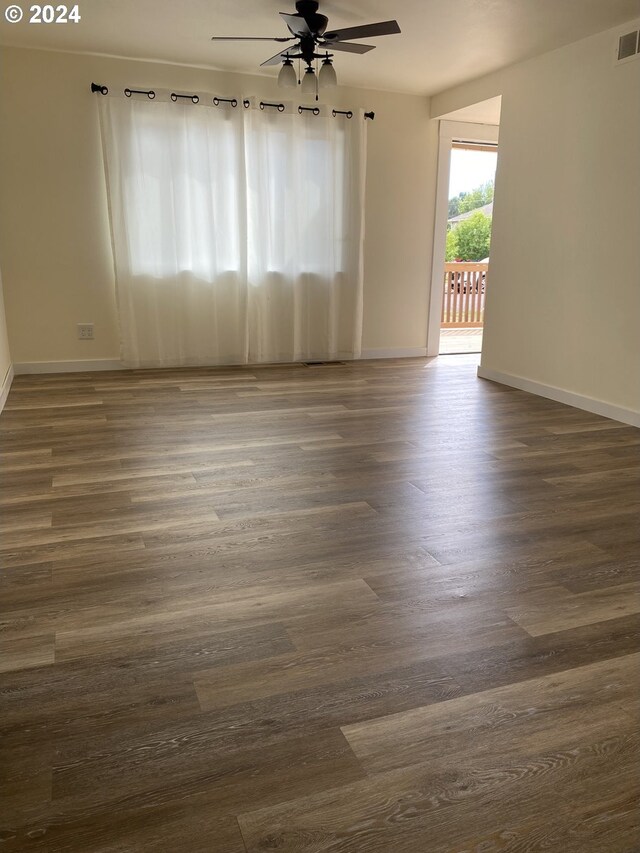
[[448, 794, 639, 853], [50, 728, 365, 824], [341, 652, 639, 774], [1, 661, 202, 753], [0, 806, 246, 853], [0, 632, 55, 674], [503, 581, 640, 636], [53, 577, 377, 648], [0, 742, 53, 828], [55, 618, 295, 668], [195, 605, 523, 711]]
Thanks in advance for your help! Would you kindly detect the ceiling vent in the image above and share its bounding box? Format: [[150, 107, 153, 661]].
[[614, 27, 640, 65]]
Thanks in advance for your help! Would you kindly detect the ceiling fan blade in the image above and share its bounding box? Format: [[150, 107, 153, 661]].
[[323, 20, 401, 42], [327, 41, 376, 54], [211, 36, 295, 42], [279, 12, 313, 37], [260, 47, 299, 67]]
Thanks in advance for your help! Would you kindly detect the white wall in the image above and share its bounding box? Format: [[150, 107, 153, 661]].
[[431, 23, 640, 418], [0, 47, 436, 366]]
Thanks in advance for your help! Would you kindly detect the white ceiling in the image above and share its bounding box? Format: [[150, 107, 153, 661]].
[[1, 0, 638, 95]]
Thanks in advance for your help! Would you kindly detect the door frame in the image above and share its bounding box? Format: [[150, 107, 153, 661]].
[[427, 120, 500, 357]]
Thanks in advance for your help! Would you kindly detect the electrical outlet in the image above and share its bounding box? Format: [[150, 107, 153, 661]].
[[77, 324, 94, 340]]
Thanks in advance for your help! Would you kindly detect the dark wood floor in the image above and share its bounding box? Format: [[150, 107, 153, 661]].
[[1, 355, 639, 852]]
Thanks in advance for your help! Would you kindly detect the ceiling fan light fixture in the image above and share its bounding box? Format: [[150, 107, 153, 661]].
[[210, 3, 401, 83], [318, 56, 337, 88], [300, 65, 317, 95], [277, 57, 297, 88]]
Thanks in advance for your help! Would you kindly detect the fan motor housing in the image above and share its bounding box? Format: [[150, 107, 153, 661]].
[[296, 0, 328, 36]]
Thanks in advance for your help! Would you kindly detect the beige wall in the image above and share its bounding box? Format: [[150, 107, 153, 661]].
[[0, 267, 12, 389], [432, 23, 640, 414], [0, 47, 436, 364]]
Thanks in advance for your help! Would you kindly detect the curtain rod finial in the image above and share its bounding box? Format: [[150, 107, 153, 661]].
[[91, 82, 108, 95]]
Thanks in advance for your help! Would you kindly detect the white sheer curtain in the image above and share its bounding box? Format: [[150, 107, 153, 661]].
[[99, 95, 366, 367]]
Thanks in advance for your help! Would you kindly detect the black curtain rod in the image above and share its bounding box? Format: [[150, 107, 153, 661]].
[[90, 84, 375, 119]]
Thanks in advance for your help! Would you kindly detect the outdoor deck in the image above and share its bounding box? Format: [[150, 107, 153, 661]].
[[439, 328, 483, 354], [440, 261, 487, 353]]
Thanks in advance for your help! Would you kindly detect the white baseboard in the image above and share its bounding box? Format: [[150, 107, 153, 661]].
[[14, 359, 125, 375], [13, 355, 363, 373], [361, 347, 428, 360], [0, 363, 14, 414], [13, 353, 430, 373], [477, 366, 640, 428]]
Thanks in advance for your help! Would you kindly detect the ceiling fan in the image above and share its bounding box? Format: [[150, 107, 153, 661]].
[[211, 0, 401, 92]]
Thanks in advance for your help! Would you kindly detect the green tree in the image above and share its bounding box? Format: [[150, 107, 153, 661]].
[[448, 195, 461, 217], [445, 227, 458, 261], [453, 211, 492, 261], [448, 180, 494, 217]]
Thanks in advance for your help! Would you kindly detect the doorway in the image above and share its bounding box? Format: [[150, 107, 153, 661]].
[[427, 117, 500, 358], [440, 142, 497, 354]]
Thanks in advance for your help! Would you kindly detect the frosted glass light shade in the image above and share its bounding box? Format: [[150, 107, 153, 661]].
[[277, 60, 297, 89], [300, 67, 316, 95], [318, 59, 337, 89]]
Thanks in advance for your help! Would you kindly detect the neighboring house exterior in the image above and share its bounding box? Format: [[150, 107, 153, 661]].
[[448, 201, 493, 228]]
